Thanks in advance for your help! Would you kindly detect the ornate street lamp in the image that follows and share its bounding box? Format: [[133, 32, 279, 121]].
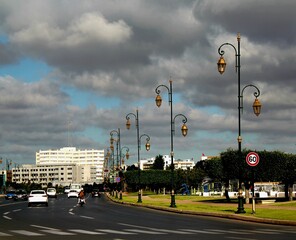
[[155, 79, 188, 208], [120, 146, 130, 165], [126, 110, 151, 203], [217, 33, 262, 213]]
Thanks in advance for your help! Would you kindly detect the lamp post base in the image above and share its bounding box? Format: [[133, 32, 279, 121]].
[[236, 196, 246, 214], [137, 190, 142, 203], [170, 191, 176, 208]]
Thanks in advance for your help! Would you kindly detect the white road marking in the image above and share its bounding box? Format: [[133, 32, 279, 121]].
[[180, 229, 223, 234], [231, 229, 280, 235], [13, 209, 22, 212], [3, 216, 12, 220], [31, 225, 57, 230], [80, 215, 94, 219], [69, 229, 105, 235], [40, 230, 75, 235], [118, 223, 194, 234], [124, 229, 167, 234], [10, 230, 44, 236], [0, 232, 12, 236], [96, 229, 137, 235]]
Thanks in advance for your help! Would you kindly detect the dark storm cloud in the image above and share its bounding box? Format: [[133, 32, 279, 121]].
[[193, 0, 296, 45]]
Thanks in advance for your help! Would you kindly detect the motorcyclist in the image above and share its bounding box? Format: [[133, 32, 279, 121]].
[[78, 189, 85, 205]]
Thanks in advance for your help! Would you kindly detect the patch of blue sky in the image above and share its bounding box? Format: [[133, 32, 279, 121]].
[[0, 57, 52, 82], [64, 87, 120, 109], [0, 35, 9, 43]]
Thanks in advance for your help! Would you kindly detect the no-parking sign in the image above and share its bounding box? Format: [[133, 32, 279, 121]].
[[246, 152, 260, 167]]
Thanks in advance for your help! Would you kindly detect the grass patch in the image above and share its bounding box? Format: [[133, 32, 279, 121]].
[[113, 192, 296, 221]]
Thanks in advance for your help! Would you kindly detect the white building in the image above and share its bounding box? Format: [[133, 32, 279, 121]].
[[10, 147, 105, 187], [139, 155, 195, 170], [36, 147, 105, 183]]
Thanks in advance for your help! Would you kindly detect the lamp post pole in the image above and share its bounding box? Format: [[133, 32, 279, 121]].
[[110, 128, 121, 198], [217, 33, 262, 213], [126, 110, 151, 203], [155, 80, 188, 208], [118, 146, 130, 200]]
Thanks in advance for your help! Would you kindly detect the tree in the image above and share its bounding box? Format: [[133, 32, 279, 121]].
[[152, 155, 164, 170]]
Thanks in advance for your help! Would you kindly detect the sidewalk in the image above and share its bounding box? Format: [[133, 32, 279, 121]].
[[107, 193, 296, 226]]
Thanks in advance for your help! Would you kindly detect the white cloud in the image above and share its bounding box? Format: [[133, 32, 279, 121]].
[[10, 12, 132, 48]]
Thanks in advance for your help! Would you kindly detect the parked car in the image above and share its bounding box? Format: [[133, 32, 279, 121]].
[[47, 188, 57, 198], [14, 189, 28, 201], [28, 190, 48, 207], [91, 189, 101, 198], [67, 189, 79, 198], [5, 190, 16, 200]]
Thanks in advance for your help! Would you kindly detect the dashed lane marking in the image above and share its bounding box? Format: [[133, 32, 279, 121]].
[[124, 229, 167, 234], [96, 229, 137, 235], [179, 229, 223, 234], [69, 229, 105, 235], [10, 230, 45, 236]]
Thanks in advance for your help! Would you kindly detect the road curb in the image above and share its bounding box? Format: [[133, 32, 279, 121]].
[[106, 193, 296, 226]]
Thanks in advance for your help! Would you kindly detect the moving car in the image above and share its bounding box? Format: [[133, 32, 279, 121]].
[[91, 189, 101, 198], [67, 189, 79, 198], [5, 190, 16, 200], [14, 189, 28, 201], [47, 188, 57, 198], [28, 190, 48, 207]]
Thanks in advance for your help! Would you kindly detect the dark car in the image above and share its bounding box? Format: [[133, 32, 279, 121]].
[[91, 189, 101, 198], [14, 189, 28, 201], [5, 190, 16, 200]]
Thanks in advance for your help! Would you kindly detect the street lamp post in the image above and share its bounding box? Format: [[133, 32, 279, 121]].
[[110, 129, 121, 198], [155, 80, 188, 208], [217, 33, 262, 213], [126, 110, 151, 203], [118, 146, 130, 200]]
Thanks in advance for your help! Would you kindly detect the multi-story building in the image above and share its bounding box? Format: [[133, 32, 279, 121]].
[[11, 147, 105, 187], [36, 147, 104, 182], [12, 164, 97, 188]]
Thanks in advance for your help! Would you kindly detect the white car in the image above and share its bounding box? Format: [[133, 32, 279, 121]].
[[67, 189, 79, 198], [47, 188, 57, 198], [28, 190, 48, 207]]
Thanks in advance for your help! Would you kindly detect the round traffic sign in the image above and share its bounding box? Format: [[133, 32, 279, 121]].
[[246, 152, 260, 167]]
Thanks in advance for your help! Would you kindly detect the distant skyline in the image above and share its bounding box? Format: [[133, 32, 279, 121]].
[[0, 0, 295, 168]]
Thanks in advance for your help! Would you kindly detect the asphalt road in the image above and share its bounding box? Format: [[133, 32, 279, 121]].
[[0, 193, 295, 240]]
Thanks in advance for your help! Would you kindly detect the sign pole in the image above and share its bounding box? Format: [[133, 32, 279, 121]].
[[246, 152, 260, 214]]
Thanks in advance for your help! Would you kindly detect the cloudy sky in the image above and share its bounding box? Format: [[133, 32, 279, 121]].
[[0, 0, 295, 167]]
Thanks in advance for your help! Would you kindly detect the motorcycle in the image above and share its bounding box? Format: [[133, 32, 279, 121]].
[[78, 198, 85, 207]]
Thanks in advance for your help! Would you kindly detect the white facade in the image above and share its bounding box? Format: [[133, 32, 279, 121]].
[[11, 163, 97, 187], [36, 147, 105, 183], [10, 147, 105, 187], [139, 155, 195, 170]]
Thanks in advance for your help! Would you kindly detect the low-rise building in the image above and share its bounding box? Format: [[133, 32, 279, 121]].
[[139, 155, 195, 170]]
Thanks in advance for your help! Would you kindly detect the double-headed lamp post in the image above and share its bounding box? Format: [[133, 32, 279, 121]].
[[217, 33, 262, 213], [155, 80, 188, 208], [126, 109, 151, 203]]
